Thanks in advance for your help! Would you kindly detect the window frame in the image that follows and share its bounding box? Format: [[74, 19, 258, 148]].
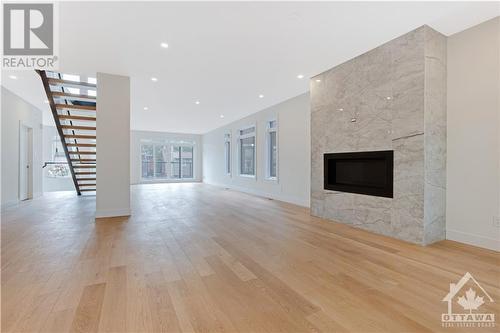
[[224, 131, 232, 176], [140, 141, 195, 181], [169, 144, 195, 180], [265, 119, 278, 182], [140, 143, 158, 180], [238, 124, 257, 179]]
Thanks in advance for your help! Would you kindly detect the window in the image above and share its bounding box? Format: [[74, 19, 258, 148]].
[[67, 87, 80, 95], [154, 145, 169, 178], [61, 74, 81, 95], [266, 120, 278, 180], [170, 145, 194, 179], [141, 141, 194, 180], [46, 136, 70, 178], [181, 146, 193, 179], [224, 132, 231, 175], [62, 74, 80, 82], [171, 146, 181, 178], [239, 126, 256, 177], [141, 144, 154, 178]]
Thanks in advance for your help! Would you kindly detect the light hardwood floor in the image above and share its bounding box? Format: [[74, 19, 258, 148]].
[[2, 183, 499, 333]]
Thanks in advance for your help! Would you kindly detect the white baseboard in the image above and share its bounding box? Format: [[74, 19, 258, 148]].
[[446, 229, 500, 252], [205, 181, 309, 207], [95, 208, 131, 219]]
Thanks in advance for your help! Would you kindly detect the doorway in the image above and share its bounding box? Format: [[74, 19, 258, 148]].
[[19, 123, 33, 201]]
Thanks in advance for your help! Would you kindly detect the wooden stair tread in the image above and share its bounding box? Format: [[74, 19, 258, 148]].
[[72, 165, 96, 169], [75, 172, 96, 175], [52, 91, 96, 100], [76, 178, 96, 181], [68, 151, 95, 155], [59, 115, 96, 122], [66, 143, 96, 147], [61, 125, 96, 131], [70, 159, 96, 162], [64, 134, 96, 139], [80, 189, 96, 192], [55, 104, 96, 111], [78, 183, 96, 187], [48, 78, 96, 89]]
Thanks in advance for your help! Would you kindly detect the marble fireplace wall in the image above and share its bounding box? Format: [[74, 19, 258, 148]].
[[310, 26, 446, 245]]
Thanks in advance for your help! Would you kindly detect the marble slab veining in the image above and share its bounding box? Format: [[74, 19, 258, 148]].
[[310, 25, 446, 245]]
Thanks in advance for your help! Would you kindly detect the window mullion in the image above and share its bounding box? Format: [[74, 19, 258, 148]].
[[178, 147, 182, 178], [152, 144, 155, 178]]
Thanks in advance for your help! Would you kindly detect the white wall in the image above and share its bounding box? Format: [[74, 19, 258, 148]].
[[446, 17, 500, 251], [1, 87, 44, 207], [203, 93, 310, 207], [42, 125, 75, 192], [96, 73, 131, 218], [130, 130, 203, 184]]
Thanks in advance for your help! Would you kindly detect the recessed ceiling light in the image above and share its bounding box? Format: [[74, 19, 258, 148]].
[[338, 108, 343, 111], [160, 42, 169, 48], [315, 79, 321, 82], [386, 96, 392, 100], [143, 107, 149, 111], [297, 74, 304, 79], [258, 94, 264, 98], [44, 100, 49, 104], [195, 101, 200, 105], [9, 75, 17, 80], [220, 114, 225, 118], [151, 77, 158, 82]]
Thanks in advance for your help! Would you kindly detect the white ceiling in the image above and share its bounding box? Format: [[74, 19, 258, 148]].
[[2, 1, 499, 134]]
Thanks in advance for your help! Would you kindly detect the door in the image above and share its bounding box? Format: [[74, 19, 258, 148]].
[[19, 124, 33, 201]]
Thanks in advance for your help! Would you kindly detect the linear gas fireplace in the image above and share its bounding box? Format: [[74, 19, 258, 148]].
[[324, 150, 394, 198]]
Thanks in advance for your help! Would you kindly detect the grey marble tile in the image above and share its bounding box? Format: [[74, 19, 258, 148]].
[[424, 57, 447, 189], [424, 25, 447, 66], [422, 26, 446, 245], [310, 196, 325, 217], [392, 27, 425, 89], [391, 82, 425, 140], [323, 192, 355, 223], [353, 195, 392, 236], [310, 25, 446, 245]]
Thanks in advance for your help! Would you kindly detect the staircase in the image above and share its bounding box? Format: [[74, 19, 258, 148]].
[[37, 70, 97, 195]]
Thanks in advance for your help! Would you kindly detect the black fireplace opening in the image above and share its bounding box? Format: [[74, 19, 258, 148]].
[[324, 150, 393, 198]]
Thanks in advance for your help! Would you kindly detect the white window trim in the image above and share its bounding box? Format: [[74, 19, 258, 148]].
[[238, 124, 257, 179], [224, 131, 232, 177], [265, 118, 278, 182]]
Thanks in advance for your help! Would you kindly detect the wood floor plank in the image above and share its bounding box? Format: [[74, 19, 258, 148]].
[[70, 283, 106, 333], [40, 308, 77, 333], [1, 184, 499, 333], [214, 236, 321, 317], [125, 262, 155, 332], [97, 266, 127, 332], [144, 271, 182, 332]]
